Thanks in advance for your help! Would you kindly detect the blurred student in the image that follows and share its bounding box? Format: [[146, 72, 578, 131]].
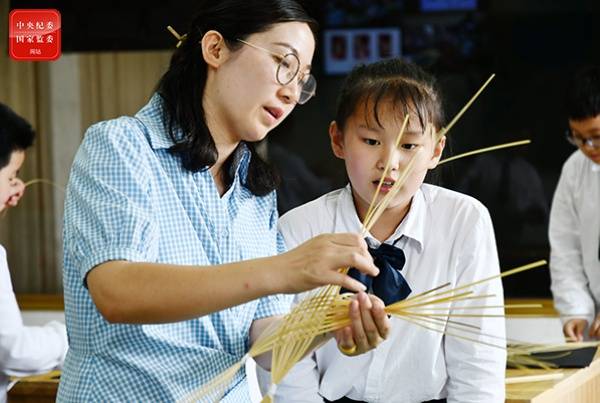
[[0, 102, 68, 403], [550, 66, 600, 341]]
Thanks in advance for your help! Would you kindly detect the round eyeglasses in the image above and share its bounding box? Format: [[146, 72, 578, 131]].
[[565, 129, 600, 149], [236, 39, 316, 105]]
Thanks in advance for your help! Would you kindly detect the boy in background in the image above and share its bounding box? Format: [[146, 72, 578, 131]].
[[0, 102, 68, 403], [550, 66, 600, 341]]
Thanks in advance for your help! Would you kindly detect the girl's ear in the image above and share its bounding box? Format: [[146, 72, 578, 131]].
[[427, 132, 446, 169], [200, 30, 230, 68], [329, 121, 345, 159]]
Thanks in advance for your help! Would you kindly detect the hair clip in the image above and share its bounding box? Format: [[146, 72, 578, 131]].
[[167, 25, 187, 48]]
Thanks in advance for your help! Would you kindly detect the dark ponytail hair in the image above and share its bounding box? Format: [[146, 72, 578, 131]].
[[156, 0, 318, 196], [566, 65, 600, 121], [0, 103, 35, 169], [334, 58, 444, 135]]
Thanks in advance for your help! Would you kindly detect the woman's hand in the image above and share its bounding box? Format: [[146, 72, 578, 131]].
[[335, 292, 390, 356], [278, 233, 379, 294]]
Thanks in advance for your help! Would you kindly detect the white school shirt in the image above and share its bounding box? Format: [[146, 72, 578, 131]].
[[549, 150, 600, 325], [0, 245, 68, 403], [274, 184, 506, 403]]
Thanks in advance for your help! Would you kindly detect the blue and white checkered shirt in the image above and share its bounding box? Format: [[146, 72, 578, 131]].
[[58, 94, 291, 402]]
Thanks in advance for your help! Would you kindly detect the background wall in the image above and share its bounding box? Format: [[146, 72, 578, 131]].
[[2, 0, 599, 296]]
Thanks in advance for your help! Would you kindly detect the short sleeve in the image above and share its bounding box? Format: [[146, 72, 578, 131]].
[[63, 118, 159, 284]]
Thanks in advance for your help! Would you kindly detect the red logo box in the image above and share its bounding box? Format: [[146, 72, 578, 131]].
[[9, 9, 61, 61]]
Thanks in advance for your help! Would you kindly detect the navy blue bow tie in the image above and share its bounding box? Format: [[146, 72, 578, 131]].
[[341, 242, 412, 306]]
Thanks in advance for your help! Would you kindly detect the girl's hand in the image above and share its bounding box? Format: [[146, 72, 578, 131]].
[[335, 292, 390, 356], [279, 233, 379, 294]]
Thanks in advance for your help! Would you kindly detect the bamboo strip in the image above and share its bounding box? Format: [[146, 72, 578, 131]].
[[435, 74, 495, 141], [505, 373, 564, 384], [362, 115, 410, 232], [24, 178, 65, 192], [438, 140, 531, 165]]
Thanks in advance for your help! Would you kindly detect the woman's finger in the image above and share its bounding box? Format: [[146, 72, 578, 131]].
[[330, 246, 378, 277], [323, 271, 366, 293], [328, 233, 367, 248]]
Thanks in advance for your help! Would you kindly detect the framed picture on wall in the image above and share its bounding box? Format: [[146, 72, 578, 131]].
[[420, 0, 478, 12], [323, 28, 401, 75]]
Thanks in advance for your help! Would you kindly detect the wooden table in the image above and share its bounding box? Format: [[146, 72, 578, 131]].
[[506, 348, 600, 403], [7, 371, 59, 403], [8, 295, 62, 402], [7, 355, 600, 403]]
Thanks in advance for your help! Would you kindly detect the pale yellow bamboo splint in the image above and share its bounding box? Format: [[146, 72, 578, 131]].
[[24, 178, 65, 192], [362, 114, 410, 233], [435, 74, 495, 142], [438, 139, 531, 165], [1, 178, 64, 219]]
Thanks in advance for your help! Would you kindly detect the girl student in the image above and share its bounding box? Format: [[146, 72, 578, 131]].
[[274, 58, 506, 403]]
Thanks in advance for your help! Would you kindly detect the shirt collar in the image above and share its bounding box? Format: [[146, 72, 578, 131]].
[[136, 93, 252, 183], [136, 93, 178, 150], [229, 143, 251, 185], [575, 150, 600, 172], [394, 187, 426, 252], [335, 184, 425, 252]]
